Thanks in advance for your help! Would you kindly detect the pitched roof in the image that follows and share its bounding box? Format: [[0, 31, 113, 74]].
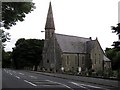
[[103, 55, 111, 61], [45, 2, 55, 29], [86, 40, 96, 53], [55, 33, 91, 53]]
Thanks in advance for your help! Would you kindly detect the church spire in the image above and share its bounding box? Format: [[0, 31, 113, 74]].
[[45, 2, 55, 30]]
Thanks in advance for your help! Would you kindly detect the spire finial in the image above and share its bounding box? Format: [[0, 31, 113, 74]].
[[49, 1, 51, 4], [96, 37, 98, 40]]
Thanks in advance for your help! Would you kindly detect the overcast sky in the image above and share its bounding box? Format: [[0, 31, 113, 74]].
[[4, 0, 119, 51]]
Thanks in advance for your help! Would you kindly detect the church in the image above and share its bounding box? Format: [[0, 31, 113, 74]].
[[42, 2, 111, 75]]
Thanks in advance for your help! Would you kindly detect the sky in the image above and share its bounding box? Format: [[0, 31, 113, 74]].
[[4, 0, 119, 51]]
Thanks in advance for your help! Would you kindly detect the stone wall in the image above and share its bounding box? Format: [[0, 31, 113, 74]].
[[61, 53, 89, 74], [42, 35, 62, 72], [90, 40, 104, 72]]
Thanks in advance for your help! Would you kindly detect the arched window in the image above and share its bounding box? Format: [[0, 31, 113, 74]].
[[95, 54, 96, 64], [66, 56, 69, 65], [99, 54, 101, 64], [47, 59, 49, 63], [82, 56, 85, 64]]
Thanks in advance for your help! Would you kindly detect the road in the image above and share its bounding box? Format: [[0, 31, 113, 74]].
[[2, 68, 117, 90]]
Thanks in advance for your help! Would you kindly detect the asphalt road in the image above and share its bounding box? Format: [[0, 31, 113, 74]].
[[2, 68, 117, 90]]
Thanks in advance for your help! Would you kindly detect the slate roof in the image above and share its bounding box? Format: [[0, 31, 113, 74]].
[[103, 55, 111, 61], [55, 33, 91, 53], [86, 40, 96, 53]]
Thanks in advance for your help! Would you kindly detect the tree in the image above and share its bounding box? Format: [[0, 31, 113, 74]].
[[1, 2, 36, 68], [111, 23, 120, 80], [0, 29, 10, 47], [2, 2, 36, 29], [1, 2, 35, 50], [12, 38, 44, 70], [2, 50, 12, 68], [111, 23, 120, 48], [105, 48, 119, 70], [0, 29, 10, 68]]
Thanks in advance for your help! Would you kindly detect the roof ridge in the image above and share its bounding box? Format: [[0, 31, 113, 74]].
[[55, 33, 90, 39]]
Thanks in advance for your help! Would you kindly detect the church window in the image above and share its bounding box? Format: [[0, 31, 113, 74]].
[[50, 68, 52, 71], [82, 56, 85, 64], [99, 54, 101, 64], [47, 59, 49, 63], [66, 56, 69, 65], [75, 56, 77, 65], [95, 59, 96, 64], [95, 54, 96, 64], [52, 32, 54, 36], [78, 55, 80, 66]]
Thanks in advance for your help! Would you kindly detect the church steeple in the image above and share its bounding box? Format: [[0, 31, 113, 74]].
[[45, 2, 55, 40], [45, 2, 55, 30]]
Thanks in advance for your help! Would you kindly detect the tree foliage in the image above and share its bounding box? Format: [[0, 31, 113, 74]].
[[2, 2, 36, 29], [111, 23, 120, 48], [1, 2, 35, 47], [12, 38, 44, 70], [105, 23, 120, 79], [0, 29, 10, 44], [111, 23, 120, 35], [2, 50, 12, 68], [105, 48, 120, 70]]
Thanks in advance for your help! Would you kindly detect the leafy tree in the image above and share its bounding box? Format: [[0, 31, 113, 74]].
[[105, 23, 120, 80], [105, 48, 114, 69], [12, 38, 44, 70], [2, 50, 12, 68], [0, 29, 10, 67], [114, 51, 120, 67], [1, 2, 36, 68], [2, 2, 36, 29], [111, 23, 120, 37], [0, 29, 10, 47], [1, 2, 35, 45], [111, 23, 120, 48], [111, 23, 120, 70], [105, 48, 115, 60], [105, 48, 119, 70]]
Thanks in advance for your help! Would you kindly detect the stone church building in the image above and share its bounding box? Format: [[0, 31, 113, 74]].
[[42, 2, 111, 75]]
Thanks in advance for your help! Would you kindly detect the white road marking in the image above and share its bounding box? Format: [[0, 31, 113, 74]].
[[80, 84, 111, 90], [4, 70, 7, 73], [15, 76, 20, 79], [39, 85, 52, 86], [19, 73, 24, 75], [29, 75, 37, 79], [70, 82, 108, 90], [70, 82, 90, 90], [24, 80, 37, 87], [4, 69, 9, 73], [80, 83, 102, 89], [46, 80, 74, 90]]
